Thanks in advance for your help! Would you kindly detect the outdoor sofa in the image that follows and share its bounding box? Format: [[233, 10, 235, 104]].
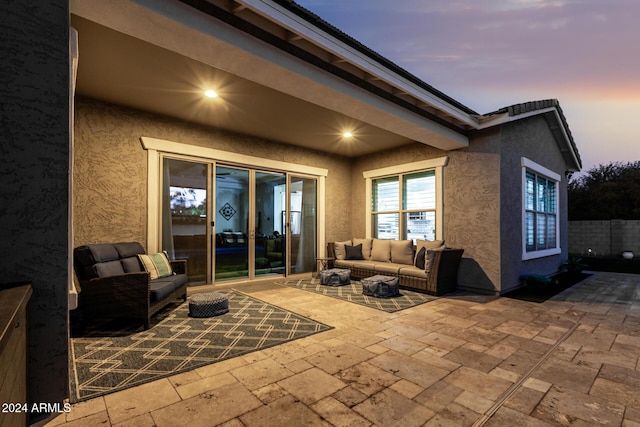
[[73, 241, 188, 329], [327, 238, 463, 296]]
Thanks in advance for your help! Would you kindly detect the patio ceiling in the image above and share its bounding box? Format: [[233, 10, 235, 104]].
[[70, 0, 476, 158]]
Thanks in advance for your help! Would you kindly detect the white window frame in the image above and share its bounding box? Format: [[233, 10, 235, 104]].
[[521, 157, 561, 260], [363, 157, 447, 240]]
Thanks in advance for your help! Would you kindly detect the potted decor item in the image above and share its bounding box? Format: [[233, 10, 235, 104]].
[[622, 251, 634, 259]]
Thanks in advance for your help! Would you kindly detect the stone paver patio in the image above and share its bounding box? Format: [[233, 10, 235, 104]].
[[44, 272, 640, 426]]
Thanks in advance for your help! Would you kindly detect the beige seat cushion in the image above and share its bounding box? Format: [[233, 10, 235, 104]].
[[374, 263, 402, 275], [370, 239, 391, 262], [390, 240, 414, 265], [398, 266, 429, 279], [353, 238, 373, 260], [334, 240, 352, 260]]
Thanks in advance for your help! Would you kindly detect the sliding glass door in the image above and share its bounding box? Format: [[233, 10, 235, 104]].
[[161, 157, 317, 283], [163, 158, 209, 284], [214, 166, 249, 281], [288, 175, 316, 274]]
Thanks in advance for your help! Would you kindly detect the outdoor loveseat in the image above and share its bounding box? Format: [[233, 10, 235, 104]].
[[327, 238, 463, 296], [73, 242, 188, 329]]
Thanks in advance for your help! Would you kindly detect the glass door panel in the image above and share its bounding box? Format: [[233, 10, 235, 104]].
[[255, 171, 286, 277], [163, 158, 208, 285], [215, 166, 249, 281], [288, 176, 316, 274]]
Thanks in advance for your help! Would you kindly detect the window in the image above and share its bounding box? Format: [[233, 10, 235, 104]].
[[522, 158, 561, 260], [364, 158, 447, 242]]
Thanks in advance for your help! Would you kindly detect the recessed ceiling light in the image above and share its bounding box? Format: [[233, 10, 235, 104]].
[[343, 132, 353, 138], [204, 89, 218, 98]]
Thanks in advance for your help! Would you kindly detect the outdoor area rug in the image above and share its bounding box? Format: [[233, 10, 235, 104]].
[[280, 278, 438, 312], [69, 290, 332, 402]]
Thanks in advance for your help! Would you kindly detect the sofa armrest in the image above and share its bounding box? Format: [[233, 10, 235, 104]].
[[170, 259, 187, 275], [426, 249, 464, 295], [327, 242, 336, 268]]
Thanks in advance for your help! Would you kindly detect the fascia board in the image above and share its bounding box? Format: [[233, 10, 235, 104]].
[[240, 0, 478, 127]]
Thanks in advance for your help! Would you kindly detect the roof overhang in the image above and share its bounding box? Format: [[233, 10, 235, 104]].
[[70, 0, 477, 155], [476, 101, 582, 172]]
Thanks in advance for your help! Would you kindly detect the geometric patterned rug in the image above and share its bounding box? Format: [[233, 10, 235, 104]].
[[279, 278, 438, 312], [69, 290, 332, 402]]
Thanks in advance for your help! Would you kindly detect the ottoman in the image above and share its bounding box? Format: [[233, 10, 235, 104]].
[[362, 275, 400, 298], [188, 292, 229, 317], [319, 268, 351, 286]]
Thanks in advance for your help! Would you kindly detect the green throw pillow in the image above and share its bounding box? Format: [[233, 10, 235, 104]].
[[138, 252, 173, 280]]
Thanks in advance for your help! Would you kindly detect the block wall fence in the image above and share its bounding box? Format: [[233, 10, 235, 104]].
[[569, 220, 640, 257]]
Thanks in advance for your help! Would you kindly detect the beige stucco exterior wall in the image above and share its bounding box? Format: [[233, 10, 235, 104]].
[[73, 97, 352, 248]]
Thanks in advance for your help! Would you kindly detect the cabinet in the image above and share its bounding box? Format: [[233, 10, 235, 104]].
[[0, 284, 32, 427]]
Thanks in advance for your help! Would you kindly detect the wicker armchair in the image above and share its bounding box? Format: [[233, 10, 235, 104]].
[[73, 242, 188, 329]]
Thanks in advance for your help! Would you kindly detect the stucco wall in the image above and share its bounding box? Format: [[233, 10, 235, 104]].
[[499, 115, 570, 292], [73, 97, 352, 249], [0, 0, 70, 410], [350, 138, 502, 294]]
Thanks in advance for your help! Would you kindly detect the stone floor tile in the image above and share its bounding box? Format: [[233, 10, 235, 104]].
[[489, 366, 520, 383], [368, 350, 449, 389], [499, 335, 551, 356], [444, 346, 503, 373], [454, 390, 494, 414], [522, 377, 552, 394], [239, 394, 332, 427], [503, 385, 545, 415], [388, 379, 425, 399], [113, 413, 157, 427], [423, 402, 481, 426], [623, 406, 640, 425], [419, 331, 467, 351], [573, 347, 637, 370], [484, 342, 518, 360], [338, 330, 385, 348], [53, 411, 111, 427], [336, 362, 399, 396], [378, 335, 427, 355], [63, 397, 106, 422], [414, 380, 464, 413], [534, 385, 625, 425], [496, 349, 539, 377], [564, 328, 617, 351], [443, 366, 513, 401], [167, 369, 202, 388], [353, 388, 435, 427], [229, 357, 294, 390], [252, 383, 289, 404], [304, 343, 374, 374], [332, 384, 369, 408], [551, 341, 582, 361], [217, 418, 245, 427], [484, 406, 555, 426], [151, 382, 263, 427], [364, 343, 389, 354], [495, 320, 545, 339], [175, 371, 237, 400], [532, 358, 599, 394], [104, 378, 181, 425], [412, 348, 461, 372], [310, 396, 372, 427], [277, 367, 347, 404]]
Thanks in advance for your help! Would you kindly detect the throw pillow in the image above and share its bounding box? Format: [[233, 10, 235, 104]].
[[415, 239, 445, 265], [345, 244, 364, 260], [414, 247, 426, 269], [370, 239, 391, 262], [333, 240, 352, 260], [138, 252, 174, 280], [390, 240, 414, 264], [352, 238, 373, 260]]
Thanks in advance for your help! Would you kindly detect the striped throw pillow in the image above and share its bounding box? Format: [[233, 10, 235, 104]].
[[138, 252, 173, 280]]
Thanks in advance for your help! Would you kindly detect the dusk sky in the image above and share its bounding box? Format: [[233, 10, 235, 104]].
[[295, 0, 639, 177]]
